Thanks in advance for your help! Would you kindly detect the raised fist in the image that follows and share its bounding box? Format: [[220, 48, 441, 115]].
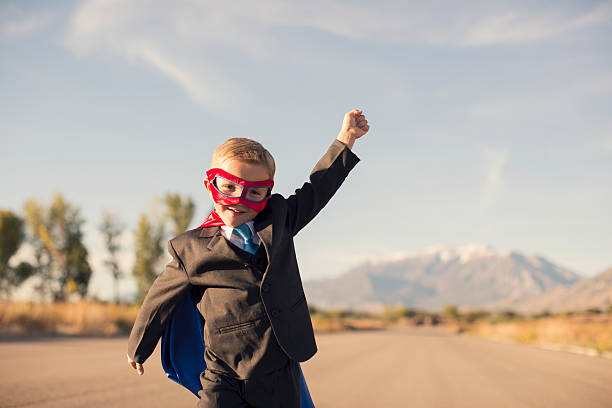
[[337, 109, 370, 148]]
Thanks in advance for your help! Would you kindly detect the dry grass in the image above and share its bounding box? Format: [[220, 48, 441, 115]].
[[462, 314, 612, 357], [0, 300, 139, 337], [311, 315, 385, 332], [3, 300, 611, 360], [0, 301, 385, 337]]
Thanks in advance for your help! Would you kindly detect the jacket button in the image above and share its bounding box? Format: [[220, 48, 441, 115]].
[[262, 282, 271, 292], [270, 308, 280, 318]]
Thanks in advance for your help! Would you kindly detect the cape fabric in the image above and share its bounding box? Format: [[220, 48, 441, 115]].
[[199, 210, 224, 227], [160, 232, 316, 407]]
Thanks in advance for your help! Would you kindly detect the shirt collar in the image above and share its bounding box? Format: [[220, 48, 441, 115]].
[[220, 221, 260, 244]]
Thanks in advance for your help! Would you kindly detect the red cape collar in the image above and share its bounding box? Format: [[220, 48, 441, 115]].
[[199, 210, 225, 227]]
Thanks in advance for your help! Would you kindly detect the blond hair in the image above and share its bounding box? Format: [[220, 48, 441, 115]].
[[211, 138, 276, 178]]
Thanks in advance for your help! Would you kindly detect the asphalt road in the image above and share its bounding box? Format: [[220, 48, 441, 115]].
[[1, 328, 611, 408]]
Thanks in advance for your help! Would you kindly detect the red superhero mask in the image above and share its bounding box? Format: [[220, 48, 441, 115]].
[[205, 167, 274, 213]]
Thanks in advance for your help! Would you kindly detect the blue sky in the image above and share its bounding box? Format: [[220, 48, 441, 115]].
[[1, 1, 611, 300]]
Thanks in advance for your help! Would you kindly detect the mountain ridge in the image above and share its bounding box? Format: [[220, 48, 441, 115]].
[[490, 267, 612, 312], [303, 243, 585, 312]]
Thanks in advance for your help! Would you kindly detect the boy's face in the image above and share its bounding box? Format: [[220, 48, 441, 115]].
[[204, 159, 273, 228]]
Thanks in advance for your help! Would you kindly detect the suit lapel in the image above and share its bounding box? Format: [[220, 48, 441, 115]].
[[200, 226, 243, 263], [198, 211, 274, 267], [254, 210, 273, 255], [199, 226, 218, 238]]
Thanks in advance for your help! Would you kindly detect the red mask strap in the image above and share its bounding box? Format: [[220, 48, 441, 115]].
[[200, 210, 225, 227]]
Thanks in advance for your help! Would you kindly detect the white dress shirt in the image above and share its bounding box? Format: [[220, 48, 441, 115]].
[[219, 221, 261, 252]]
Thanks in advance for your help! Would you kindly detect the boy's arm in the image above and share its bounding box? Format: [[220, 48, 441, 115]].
[[285, 109, 369, 236], [126, 240, 191, 371]]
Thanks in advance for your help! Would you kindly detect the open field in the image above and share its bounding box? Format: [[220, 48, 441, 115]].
[[458, 314, 612, 357], [3, 301, 612, 359], [0, 301, 139, 337], [1, 328, 612, 408]]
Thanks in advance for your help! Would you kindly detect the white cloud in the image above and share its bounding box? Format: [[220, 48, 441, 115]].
[[467, 72, 612, 120], [481, 146, 508, 208], [63, 0, 251, 111], [62, 1, 612, 109], [132, 43, 244, 109], [449, 3, 612, 47], [227, 1, 612, 47]]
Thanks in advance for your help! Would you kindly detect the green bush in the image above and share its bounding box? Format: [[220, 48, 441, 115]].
[[463, 310, 491, 323], [531, 310, 552, 319], [489, 310, 522, 324], [442, 304, 459, 320]]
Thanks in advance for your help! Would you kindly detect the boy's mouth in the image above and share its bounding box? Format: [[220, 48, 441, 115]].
[[228, 207, 246, 214]]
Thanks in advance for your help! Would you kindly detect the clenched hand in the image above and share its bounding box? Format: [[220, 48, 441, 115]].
[[337, 109, 370, 149]]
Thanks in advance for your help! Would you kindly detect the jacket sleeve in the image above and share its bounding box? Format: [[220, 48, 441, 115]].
[[127, 240, 191, 364], [285, 139, 360, 236]]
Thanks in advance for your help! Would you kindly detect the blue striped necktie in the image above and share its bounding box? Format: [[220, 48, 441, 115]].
[[232, 224, 258, 254]]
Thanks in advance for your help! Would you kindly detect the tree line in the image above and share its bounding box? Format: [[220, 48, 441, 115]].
[[0, 193, 197, 304]]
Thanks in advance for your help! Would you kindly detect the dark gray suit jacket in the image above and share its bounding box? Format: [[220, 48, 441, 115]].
[[127, 139, 360, 365]]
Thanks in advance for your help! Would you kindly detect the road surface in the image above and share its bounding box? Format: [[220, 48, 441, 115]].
[[1, 328, 611, 407]]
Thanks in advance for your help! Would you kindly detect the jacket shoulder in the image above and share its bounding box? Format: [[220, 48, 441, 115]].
[[260, 193, 289, 222], [168, 227, 207, 250], [268, 193, 287, 208]]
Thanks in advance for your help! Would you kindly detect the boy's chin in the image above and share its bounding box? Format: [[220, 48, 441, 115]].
[[219, 208, 256, 227]]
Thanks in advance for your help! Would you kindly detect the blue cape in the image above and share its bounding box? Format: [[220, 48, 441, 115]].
[[161, 288, 316, 407]]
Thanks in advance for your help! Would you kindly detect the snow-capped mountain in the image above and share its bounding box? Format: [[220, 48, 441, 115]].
[[303, 244, 583, 311], [492, 267, 612, 313]]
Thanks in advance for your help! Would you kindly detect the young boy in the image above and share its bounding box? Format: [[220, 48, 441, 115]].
[[127, 109, 369, 407]]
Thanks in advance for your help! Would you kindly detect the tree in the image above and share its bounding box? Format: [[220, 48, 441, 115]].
[[131, 193, 195, 303], [22, 194, 92, 301], [132, 214, 164, 303], [23, 200, 54, 299], [164, 193, 195, 236], [100, 212, 125, 304], [442, 304, 460, 320], [0, 210, 34, 299]]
